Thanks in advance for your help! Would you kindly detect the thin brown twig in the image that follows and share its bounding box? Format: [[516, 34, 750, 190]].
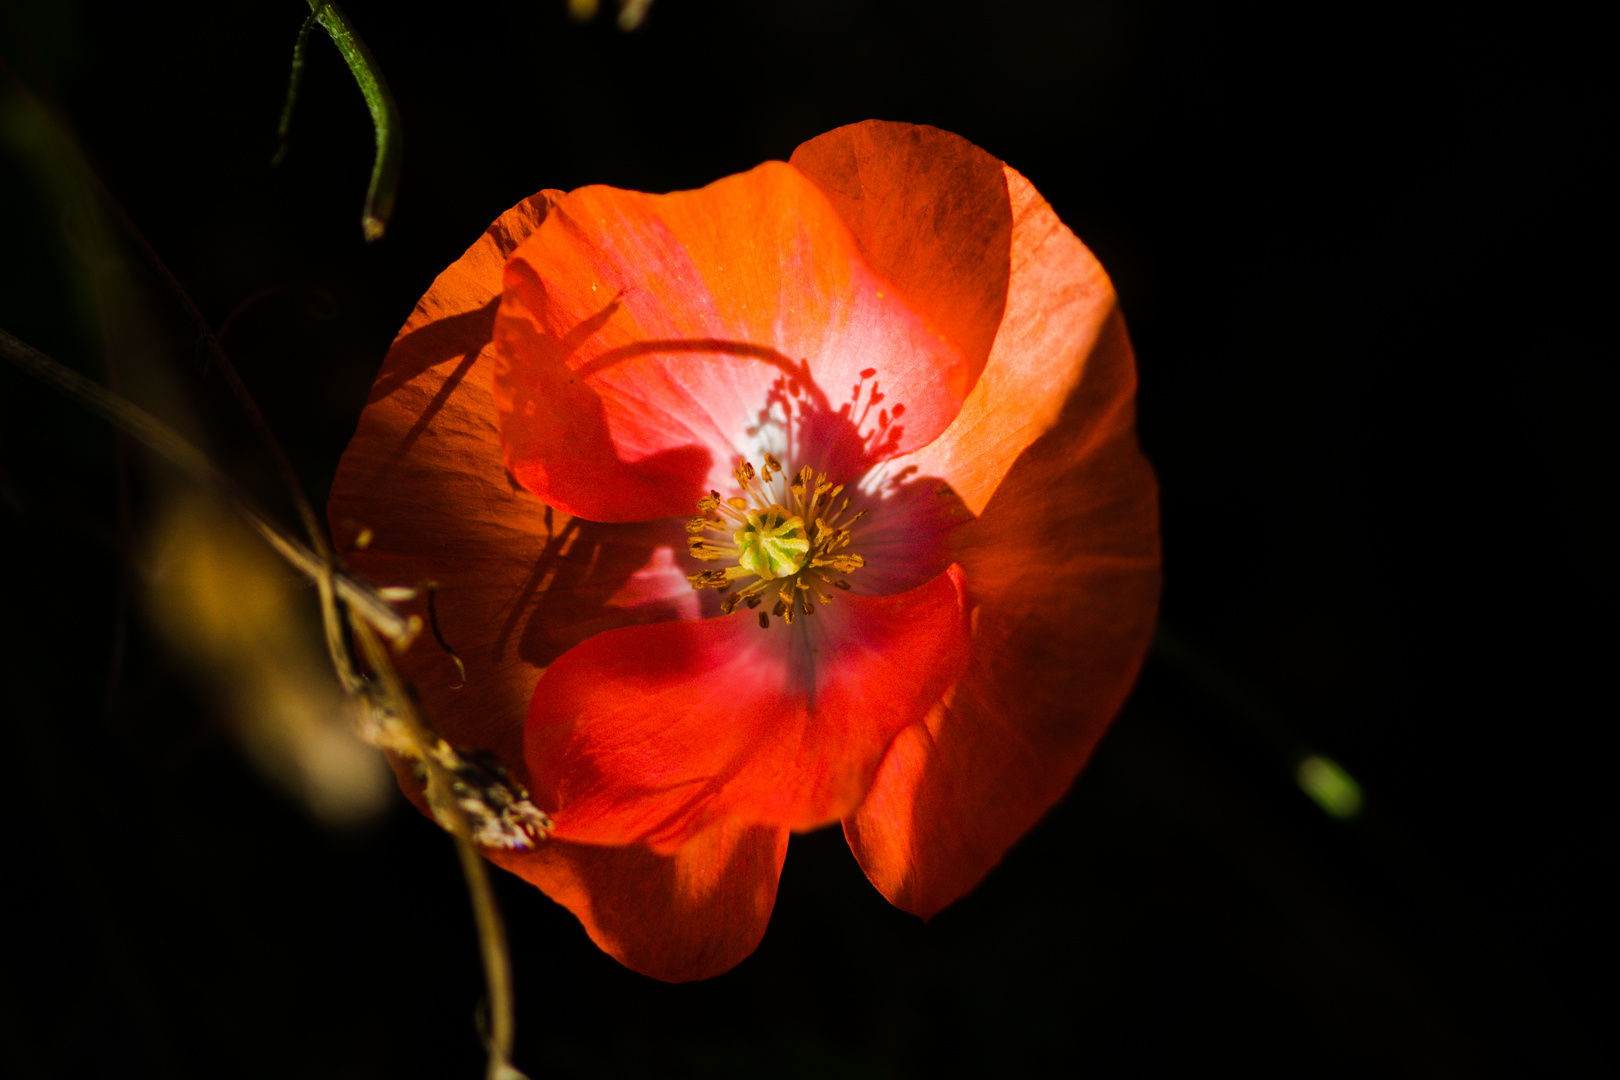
[[0, 70, 328, 556], [215, 284, 337, 350], [2, 325, 530, 1077], [91, 252, 135, 728], [351, 621, 522, 1079], [0, 327, 411, 644], [0, 68, 372, 702], [5, 43, 522, 1073]]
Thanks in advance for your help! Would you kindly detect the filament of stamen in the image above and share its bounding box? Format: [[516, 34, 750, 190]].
[[686, 457, 870, 628]]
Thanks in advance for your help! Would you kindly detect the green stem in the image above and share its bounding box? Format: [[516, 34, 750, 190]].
[[273, 9, 320, 167], [301, 1, 403, 242]]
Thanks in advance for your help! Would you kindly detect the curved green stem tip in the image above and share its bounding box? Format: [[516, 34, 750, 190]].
[[277, 2, 402, 242]]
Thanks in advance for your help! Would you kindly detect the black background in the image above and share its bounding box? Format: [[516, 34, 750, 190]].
[[0, 2, 1606, 1076]]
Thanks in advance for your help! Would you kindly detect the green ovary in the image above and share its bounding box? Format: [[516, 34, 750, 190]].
[[734, 508, 810, 580]]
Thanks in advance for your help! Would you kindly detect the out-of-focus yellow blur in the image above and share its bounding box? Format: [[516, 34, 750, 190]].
[[148, 495, 390, 826], [567, 0, 654, 31]]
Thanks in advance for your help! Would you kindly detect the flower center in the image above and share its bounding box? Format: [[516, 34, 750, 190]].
[[686, 454, 867, 628]]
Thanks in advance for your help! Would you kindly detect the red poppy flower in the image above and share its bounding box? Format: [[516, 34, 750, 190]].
[[329, 121, 1159, 981]]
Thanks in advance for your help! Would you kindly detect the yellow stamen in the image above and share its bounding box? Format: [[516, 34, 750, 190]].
[[686, 457, 872, 628]]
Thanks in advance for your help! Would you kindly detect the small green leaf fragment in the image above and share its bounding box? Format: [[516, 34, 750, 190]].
[[1296, 754, 1364, 819]]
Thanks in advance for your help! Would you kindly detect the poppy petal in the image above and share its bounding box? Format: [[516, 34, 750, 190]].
[[327, 193, 779, 980], [789, 120, 1014, 409], [493, 162, 974, 522], [838, 468, 971, 598], [526, 565, 972, 852], [487, 818, 789, 984], [840, 166, 1162, 917]]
